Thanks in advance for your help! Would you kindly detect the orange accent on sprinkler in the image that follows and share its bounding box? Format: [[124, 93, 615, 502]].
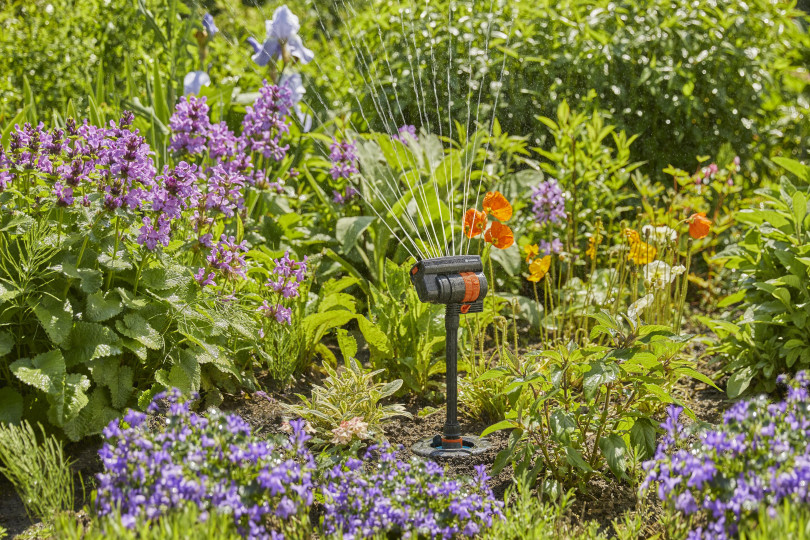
[[460, 304, 471, 314], [411, 266, 419, 275], [442, 438, 463, 444], [460, 272, 480, 303]]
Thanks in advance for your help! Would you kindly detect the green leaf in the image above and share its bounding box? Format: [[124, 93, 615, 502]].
[[31, 297, 73, 346], [717, 290, 746, 308], [356, 316, 393, 360], [565, 446, 593, 473], [0, 387, 23, 424], [11, 350, 66, 393], [583, 360, 619, 401], [64, 321, 123, 367], [0, 331, 13, 356], [116, 313, 164, 350], [335, 216, 375, 253], [481, 420, 515, 437], [88, 357, 134, 409], [598, 434, 628, 479], [793, 191, 807, 230], [630, 418, 657, 459], [58, 262, 102, 294], [727, 367, 754, 398], [86, 291, 123, 322], [0, 281, 21, 305], [774, 157, 810, 182], [336, 329, 358, 361], [63, 388, 119, 441]]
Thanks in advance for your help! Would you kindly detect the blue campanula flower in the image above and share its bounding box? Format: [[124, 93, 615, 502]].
[[202, 13, 217, 36]]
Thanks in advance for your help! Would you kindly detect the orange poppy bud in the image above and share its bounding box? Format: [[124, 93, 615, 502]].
[[484, 221, 514, 249], [527, 255, 551, 282], [463, 209, 487, 238], [688, 212, 712, 240], [483, 191, 513, 221]]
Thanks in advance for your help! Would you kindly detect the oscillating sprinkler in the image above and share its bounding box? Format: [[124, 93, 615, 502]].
[[409, 255, 493, 458]]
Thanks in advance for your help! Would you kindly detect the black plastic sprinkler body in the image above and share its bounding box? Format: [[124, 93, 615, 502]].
[[409, 255, 492, 459]]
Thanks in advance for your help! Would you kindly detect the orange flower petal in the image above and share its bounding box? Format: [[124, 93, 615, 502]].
[[484, 221, 514, 249], [688, 212, 712, 240], [463, 209, 487, 238], [483, 191, 513, 221]]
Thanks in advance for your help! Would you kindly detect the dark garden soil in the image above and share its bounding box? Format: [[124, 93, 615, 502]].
[[0, 331, 730, 539]]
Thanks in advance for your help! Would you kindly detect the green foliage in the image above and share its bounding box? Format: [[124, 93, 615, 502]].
[[54, 504, 242, 540], [739, 500, 810, 540], [0, 420, 75, 524], [283, 343, 411, 447], [482, 312, 705, 491], [324, 0, 809, 177], [706, 158, 810, 397], [365, 260, 445, 398]]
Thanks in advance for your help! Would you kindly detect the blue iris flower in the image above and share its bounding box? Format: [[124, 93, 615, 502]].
[[249, 5, 314, 66], [202, 13, 218, 36]]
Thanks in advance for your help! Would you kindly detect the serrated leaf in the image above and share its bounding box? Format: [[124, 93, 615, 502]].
[[98, 252, 132, 271], [63, 388, 119, 441], [31, 297, 73, 346], [336, 328, 358, 361], [116, 313, 163, 350], [11, 350, 65, 393], [88, 357, 134, 409], [0, 281, 21, 305], [86, 291, 123, 322], [49, 372, 91, 427], [356, 316, 392, 360], [122, 338, 148, 361], [65, 321, 122, 366], [57, 263, 102, 294]]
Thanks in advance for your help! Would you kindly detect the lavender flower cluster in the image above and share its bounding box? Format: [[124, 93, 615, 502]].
[[95, 389, 315, 540], [259, 251, 309, 325], [328, 139, 358, 180], [530, 179, 566, 225], [641, 372, 810, 540], [321, 445, 504, 539]]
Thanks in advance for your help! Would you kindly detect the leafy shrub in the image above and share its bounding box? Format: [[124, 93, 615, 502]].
[[95, 389, 315, 539], [0, 420, 75, 523], [641, 372, 810, 540], [738, 500, 810, 540], [320, 444, 504, 538], [283, 352, 410, 448], [706, 158, 810, 397], [484, 312, 709, 491], [326, 0, 809, 176]]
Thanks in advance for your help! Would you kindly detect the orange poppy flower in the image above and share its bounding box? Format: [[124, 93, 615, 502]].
[[463, 209, 487, 238], [524, 243, 539, 262], [527, 255, 551, 282], [688, 212, 712, 240], [483, 191, 513, 221], [484, 221, 514, 249]]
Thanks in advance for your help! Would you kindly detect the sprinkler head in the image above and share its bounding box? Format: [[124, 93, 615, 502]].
[[410, 255, 490, 459], [409, 255, 488, 314]]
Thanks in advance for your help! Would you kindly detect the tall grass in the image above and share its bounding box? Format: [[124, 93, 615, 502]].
[[0, 421, 75, 523]]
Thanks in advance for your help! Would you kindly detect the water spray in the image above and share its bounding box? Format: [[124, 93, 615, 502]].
[[409, 255, 492, 458]]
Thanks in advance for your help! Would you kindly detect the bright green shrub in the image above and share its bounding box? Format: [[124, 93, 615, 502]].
[[706, 157, 810, 397], [321, 0, 810, 177]]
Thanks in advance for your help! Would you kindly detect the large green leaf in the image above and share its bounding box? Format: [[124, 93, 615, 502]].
[[583, 360, 620, 401], [357, 316, 393, 360], [11, 350, 66, 393], [31, 297, 73, 346], [0, 331, 14, 357], [86, 291, 124, 322], [336, 216, 376, 253], [116, 313, 164, 350], [63, 388, 119, 441], [65, 321, 122, 366], [88, 357, 134, 409], [630, 418, 657, 459]]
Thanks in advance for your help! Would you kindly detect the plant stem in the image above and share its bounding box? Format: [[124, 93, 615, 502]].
[[674, 242, 693, 333], [105, 216, 121, 289]]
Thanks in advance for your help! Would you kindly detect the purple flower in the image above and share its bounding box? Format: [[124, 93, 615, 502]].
[[169, 96, 212, 155], [194, 268, 216, 287], [393, 125, 417, 142], [202, 13, 217, 36], [329, 140, 358, 180], [53, 182, 74, 206], [242, 81, 293, 161], [137, 216, 172, 251], [531, 179, 566, 225], [539, 238, 562, 255]]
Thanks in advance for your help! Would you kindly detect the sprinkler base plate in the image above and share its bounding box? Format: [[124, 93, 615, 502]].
[[411, 434, 491, 459]]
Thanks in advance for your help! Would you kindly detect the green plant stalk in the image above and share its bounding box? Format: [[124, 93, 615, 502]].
[[132, 251, 151, 296], [674, 243, 693, 333], [105, 215, 121, 289], [488, 252, 501, 354]]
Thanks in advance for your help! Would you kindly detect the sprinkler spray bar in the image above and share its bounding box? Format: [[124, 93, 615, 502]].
[[410, 255, 491, 457]]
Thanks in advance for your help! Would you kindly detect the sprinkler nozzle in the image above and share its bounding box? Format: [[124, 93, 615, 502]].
[[410, 255, 490, 457]]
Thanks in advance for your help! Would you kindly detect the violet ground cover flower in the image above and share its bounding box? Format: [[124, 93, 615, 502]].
[[642, 373, 810, 540], [94, 390, 315, 539], [531, 179, 566, 225]]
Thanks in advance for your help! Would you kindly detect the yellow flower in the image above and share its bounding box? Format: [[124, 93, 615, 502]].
[[624, 228, 657, 265], [527, 256, 551, 282], [586, 232, 602, 260], [524, 243, 539, 262]]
